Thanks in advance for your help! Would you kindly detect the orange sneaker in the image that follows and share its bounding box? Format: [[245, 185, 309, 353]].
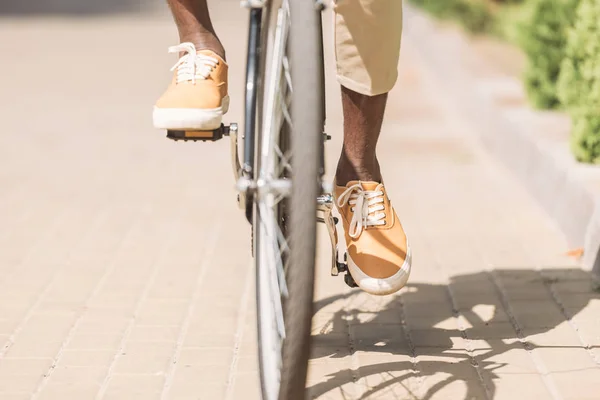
[[153, 43, 229, 131], [334, 181, 412, 295]]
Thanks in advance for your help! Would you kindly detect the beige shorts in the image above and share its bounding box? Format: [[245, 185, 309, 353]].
[[334, 0, 403, 96]]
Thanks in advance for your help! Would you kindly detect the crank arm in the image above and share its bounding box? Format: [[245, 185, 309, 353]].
[[317, 194, 342, 276]]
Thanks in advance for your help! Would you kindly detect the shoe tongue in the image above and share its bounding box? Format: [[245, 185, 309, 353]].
[[347, 180, 381, 191], [197, 49, 225, 63]]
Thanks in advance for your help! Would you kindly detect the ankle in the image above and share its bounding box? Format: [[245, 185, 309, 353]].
[[335, 158, 382, 186], [180, 34, 226, 60]]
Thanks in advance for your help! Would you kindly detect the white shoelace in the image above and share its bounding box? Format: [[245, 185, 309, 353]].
[[168, 42, 219, 84], [337, 183, 386, 238]]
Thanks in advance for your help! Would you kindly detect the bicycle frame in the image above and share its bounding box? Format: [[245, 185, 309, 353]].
[[240, 0, 327, 224], [238, 6, 262, 222], [238, 0, 349, 282]]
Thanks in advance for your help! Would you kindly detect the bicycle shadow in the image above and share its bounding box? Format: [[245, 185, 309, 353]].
[[0, 0, 163, 15], [308, 267, 600, 399]]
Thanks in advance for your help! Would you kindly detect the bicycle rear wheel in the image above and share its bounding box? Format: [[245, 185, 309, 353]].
[[253, 0, 324, 399]]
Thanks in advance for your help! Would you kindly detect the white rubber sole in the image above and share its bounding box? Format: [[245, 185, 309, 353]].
[[347, 245, 412, 296], [153, 95, 230, 130]]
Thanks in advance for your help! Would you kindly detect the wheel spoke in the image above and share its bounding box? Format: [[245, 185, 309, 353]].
[[274, 145, 292, 176], [283, 56, 293, 94], [258, 202, 287, 337]]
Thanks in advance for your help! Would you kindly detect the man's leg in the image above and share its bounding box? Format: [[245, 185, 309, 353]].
[[333, 0, 402, 185], [332, 0, 410, 296], [167, 0, 225, 59], [335, 88, 387, 185]]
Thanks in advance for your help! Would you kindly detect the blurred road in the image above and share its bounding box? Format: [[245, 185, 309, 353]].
[[0, 0, 164, 15], [1, 1, 599, 399]]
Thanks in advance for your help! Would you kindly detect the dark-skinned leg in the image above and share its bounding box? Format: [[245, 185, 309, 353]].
[[167, 0, 225, 59], [335, 86, 388, 185]]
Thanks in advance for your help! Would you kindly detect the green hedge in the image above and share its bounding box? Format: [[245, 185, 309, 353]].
[[408, 0, 494, 34], [453, 0, 494, 33], [558, 0, 600, 163], [409, 0, 528, 38], [517, 0, 580, 109], [412, 0, 600, 163]]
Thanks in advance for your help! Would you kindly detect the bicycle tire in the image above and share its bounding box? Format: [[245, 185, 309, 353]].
[[279, 0, 324, 399], [253, 0, 324, 399]]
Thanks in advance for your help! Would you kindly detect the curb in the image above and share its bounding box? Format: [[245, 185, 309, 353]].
[[404, 6, 600, 274]]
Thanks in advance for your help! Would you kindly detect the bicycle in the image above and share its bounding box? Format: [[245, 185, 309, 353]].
[[165, 0, 356, 398]]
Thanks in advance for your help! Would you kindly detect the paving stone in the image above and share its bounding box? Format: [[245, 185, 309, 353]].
[[36, 383, 100, 400]]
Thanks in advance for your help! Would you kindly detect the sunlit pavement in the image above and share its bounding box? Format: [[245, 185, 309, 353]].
[[0, 2, 599, 399]]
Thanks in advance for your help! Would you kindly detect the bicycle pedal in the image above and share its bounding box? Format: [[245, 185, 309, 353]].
[[166, 123, 237, 142], [344, 272, 358, 288]]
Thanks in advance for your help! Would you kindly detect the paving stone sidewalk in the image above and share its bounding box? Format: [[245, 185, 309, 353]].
[[0, 2, 599, 399]]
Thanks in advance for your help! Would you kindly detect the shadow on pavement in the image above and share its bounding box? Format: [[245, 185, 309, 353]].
[[309, 268, 600, 399], [0, 0, 162, 15]]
